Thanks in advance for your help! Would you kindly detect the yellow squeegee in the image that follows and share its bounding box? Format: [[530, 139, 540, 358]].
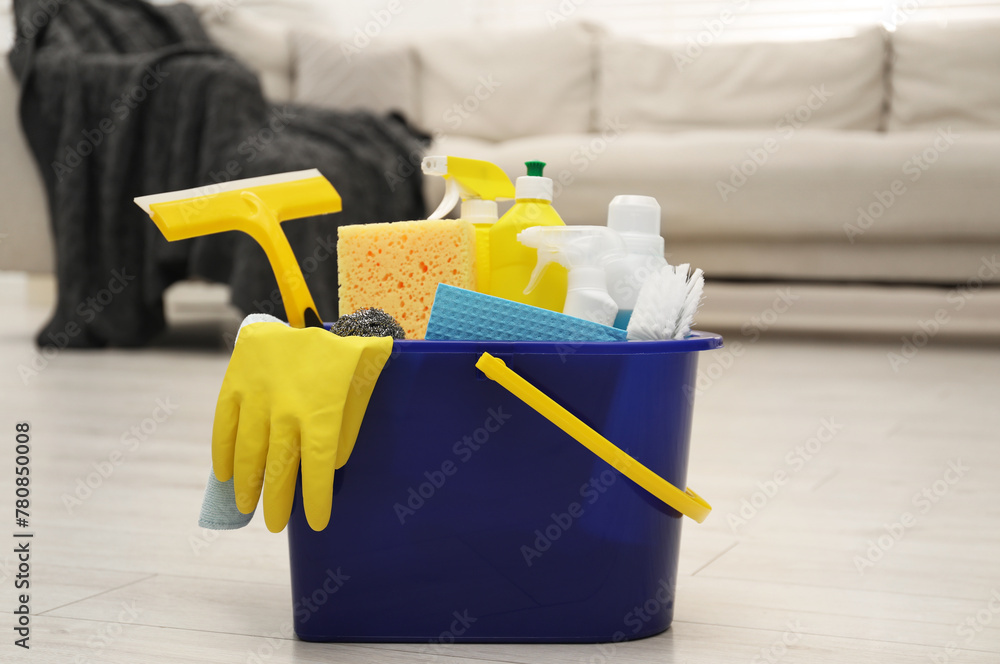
[[134, 169, 341, 328]]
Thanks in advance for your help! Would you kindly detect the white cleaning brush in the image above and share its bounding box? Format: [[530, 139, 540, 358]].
[[627, 263, 705, 341]]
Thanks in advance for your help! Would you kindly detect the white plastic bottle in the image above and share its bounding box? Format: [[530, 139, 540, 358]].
[[604, 195, 668, 329]]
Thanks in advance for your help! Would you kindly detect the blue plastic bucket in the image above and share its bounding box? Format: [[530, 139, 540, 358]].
[[287, 333, 722, 643]]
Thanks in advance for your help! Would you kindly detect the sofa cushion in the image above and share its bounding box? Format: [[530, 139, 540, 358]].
[[201, 7, 294, 102], [428, 129, 1000, 243], [416, 22, 595, 141], [292, 29, 419, 121], [889, 19, 1000, 131], [598, 27, 887, 132]]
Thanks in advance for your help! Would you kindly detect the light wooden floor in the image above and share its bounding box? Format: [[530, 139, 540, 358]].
[[2, 277, 999, 663]]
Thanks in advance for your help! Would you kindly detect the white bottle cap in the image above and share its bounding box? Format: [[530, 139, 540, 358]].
[[608, 195, 660, 234], [515, 176, 553, 202], [460, 198, 499, 223], [607, 195, 663, 255]]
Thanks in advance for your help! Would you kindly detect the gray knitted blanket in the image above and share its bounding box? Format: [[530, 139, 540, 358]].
[[9, 0, 426, 347]]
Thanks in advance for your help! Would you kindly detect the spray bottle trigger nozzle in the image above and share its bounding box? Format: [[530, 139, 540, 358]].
[[523, 248, 557, 295], [421, 156, 448, 176], [427, 179, 460, 221]]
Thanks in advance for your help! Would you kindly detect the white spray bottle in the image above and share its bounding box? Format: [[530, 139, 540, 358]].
[[604, 195, 669, 329], [517, 226, 626, 326]]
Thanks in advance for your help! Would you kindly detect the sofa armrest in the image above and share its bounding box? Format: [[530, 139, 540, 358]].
[[0, 56, 53, 273]]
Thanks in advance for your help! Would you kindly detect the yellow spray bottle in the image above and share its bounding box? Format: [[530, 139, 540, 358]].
[[422, 155, 515, 294], [489, 161, 568, 311]]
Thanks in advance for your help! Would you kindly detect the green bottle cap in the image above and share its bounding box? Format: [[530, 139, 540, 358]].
[[525, 160, 546, 177]]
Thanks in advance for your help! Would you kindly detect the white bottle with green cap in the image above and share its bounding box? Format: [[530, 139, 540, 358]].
[[604, 195, 668, 329]]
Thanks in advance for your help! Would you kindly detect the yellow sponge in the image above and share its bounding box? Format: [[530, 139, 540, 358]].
[[337, 219, 477, 339]]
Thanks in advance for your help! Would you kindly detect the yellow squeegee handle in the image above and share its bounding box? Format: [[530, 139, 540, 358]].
[[235, 191, 320, 329], [475, 352, 712, 523], [145, 174, 340, 328]]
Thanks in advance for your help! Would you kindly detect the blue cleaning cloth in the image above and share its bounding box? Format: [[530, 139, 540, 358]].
[[425, 284, 628, 342], [199, 470, 255, 530]]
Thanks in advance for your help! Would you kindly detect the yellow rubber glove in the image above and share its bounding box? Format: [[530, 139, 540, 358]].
[[211, 322, 393, 533]]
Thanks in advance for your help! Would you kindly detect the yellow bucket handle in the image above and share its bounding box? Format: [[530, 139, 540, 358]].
[[476, 353, 711, 523]]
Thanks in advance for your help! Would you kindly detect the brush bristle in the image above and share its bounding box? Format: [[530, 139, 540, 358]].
[[627, 264, 706, 341]]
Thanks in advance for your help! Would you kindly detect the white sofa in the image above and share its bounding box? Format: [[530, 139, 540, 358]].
[[3, 12, 999, 334]]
